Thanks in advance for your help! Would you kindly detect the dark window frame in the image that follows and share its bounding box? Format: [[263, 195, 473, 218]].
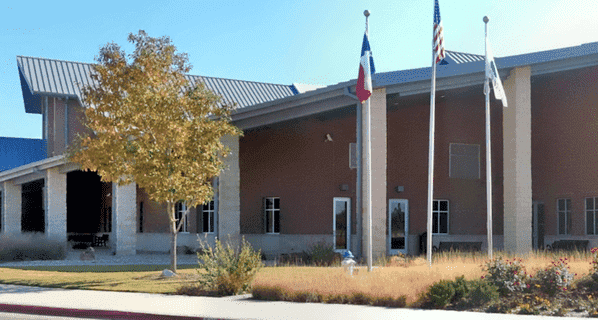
[[264, 197, 280, 234]]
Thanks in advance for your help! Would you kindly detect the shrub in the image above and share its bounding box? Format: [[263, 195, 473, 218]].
[[451, 275, 469, 303], [302, 242, 341, 266], [483, 257, 530, 295], [462, 279, 499, 307], [277, 252, 308, 266], [427, 279, 455, 308], [534, 257, 575, 296], [591, 247, 598, 282], [0, 235, 65, 261], [196, 236, 263, 296], [251, 285, 284, 301]]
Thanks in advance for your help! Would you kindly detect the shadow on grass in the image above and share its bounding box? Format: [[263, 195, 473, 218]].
[[1, 264, 198, 273]]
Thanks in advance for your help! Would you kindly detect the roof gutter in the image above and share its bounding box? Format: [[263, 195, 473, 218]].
[[0, 155, 66, 183]]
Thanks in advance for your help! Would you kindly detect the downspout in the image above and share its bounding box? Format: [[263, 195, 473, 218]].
[[64, 97, 69, 150], [43, 97, 48, 141], [53, 97, 56, 157], [344, 87, 361, 258], [213, 177, 220, 240]]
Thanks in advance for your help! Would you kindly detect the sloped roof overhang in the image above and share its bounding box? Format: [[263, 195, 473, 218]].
[[233, 42, 598, 130], [0, 155, 68, 184]]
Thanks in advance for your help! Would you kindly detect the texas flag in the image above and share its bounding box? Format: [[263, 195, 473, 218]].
[[356, 32, 375, 103]]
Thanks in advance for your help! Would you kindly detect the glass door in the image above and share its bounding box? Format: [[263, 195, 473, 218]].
[[333, 197, 351, 253], [388, 199, 408, 255]]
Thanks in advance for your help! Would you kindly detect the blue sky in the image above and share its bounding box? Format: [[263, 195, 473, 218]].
[[2, 0, 597, 139]]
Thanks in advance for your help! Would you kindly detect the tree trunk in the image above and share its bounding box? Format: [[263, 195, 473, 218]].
[[169, 202, 177, 273]]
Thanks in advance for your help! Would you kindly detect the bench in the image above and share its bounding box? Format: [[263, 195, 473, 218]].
[[437, 241, 482, 252], [546, 240, 589, 251]]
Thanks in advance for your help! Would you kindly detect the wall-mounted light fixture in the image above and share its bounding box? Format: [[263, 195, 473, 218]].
[[395, 186, 404, 193], [325, 134, 333, 142], [339, 184, 349, 191]]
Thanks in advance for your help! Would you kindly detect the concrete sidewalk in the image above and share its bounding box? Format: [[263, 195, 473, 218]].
[[0, 284, 570, 320]]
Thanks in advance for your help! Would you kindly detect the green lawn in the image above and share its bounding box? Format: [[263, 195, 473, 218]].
[[0, 264, 200, 294]]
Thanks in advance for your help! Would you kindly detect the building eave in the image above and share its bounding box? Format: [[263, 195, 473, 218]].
[[233, 43, 598, 129], [0, 155, 66, 183]]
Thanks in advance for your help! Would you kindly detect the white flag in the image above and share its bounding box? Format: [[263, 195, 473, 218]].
[[485, 38, 508, 107]]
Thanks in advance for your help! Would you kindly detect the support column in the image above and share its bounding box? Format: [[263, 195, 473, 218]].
[[362, 88, 387, 259], [503, 66, 532, 255], [112, 181, 136, 255], [45, 168, 66, 243], [2, 181, 21, 235], [218, 135, 241, 245]]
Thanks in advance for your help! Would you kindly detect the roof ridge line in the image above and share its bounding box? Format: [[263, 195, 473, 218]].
[[446, 50, 484, 57], [187, 74, 292, 87], [17, 56, 292, 87], [17, 55, 95, 65]]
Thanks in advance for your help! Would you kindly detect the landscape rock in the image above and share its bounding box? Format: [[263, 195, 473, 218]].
[[79, 247, 95, 261], [161, 269, 176, 277]]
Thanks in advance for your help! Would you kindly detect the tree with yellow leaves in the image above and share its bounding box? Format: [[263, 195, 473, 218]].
[[69, 30, 242, 273]]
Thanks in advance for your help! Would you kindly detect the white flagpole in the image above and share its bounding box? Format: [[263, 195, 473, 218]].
[[364, 10, 373, 272], [426, 0, 438, 268], [484, 16, 493, 260]]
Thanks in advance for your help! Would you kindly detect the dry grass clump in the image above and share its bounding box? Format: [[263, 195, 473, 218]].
[[252, 262, 484, 305], [252, 250, 596, 307]]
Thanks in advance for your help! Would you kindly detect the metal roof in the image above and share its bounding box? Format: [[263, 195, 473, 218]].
[[0, 137, 46, 172], [374, 41, 598, 89], [17, 56, 298, 114], [445, 51, 485, 64]]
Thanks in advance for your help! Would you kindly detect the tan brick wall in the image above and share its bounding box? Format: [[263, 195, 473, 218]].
[[362, 88, 387, 259], [46, 168, 67, 242], [219, 135, 241, 242], [503, 66, 532, 255], [1, 181, 21, 235]]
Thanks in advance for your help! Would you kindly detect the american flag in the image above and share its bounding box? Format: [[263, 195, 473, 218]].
[[433, 0, 445, 64]]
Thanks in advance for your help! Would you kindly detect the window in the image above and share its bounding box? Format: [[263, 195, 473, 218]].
[[202, 201, 215, 233], [138, 201, 144, 233], [587, 197, 598, 235], [175, 202, 188, 233], [449, 143, 480, 179], [333, 198, 351, 251], [557, 198, 571, 235], [264, 197, 280, 234], [433, 200, 449, 234], [21, 180, 45, 233]]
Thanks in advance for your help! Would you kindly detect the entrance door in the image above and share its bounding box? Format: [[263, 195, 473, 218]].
[[333, 197, 351, 253], [532, 201, 545, 250], [388, 199, 408, 255]]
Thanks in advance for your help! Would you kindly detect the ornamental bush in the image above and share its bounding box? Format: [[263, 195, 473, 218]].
[[534, 257, 575, 296], [427, 279, 455, 308], [0, 234, 65, 262], [483, 257, 530, 295], [196, 236, 263, 296], [462, 279, 499, 308], [591, 247, 598, 282], [302, 242, 341, 266]]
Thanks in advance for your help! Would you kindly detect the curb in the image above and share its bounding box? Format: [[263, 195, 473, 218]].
[[0, 304, 227, 320]]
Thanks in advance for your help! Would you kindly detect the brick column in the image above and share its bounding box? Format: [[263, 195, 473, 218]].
[[45, 168, 66, 243], [503, 66, 532, 255], [2, 181, 21, 235], [218, 135, 241, 245], [112, 182, 136, 255], [362, 88, 387, 259]]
